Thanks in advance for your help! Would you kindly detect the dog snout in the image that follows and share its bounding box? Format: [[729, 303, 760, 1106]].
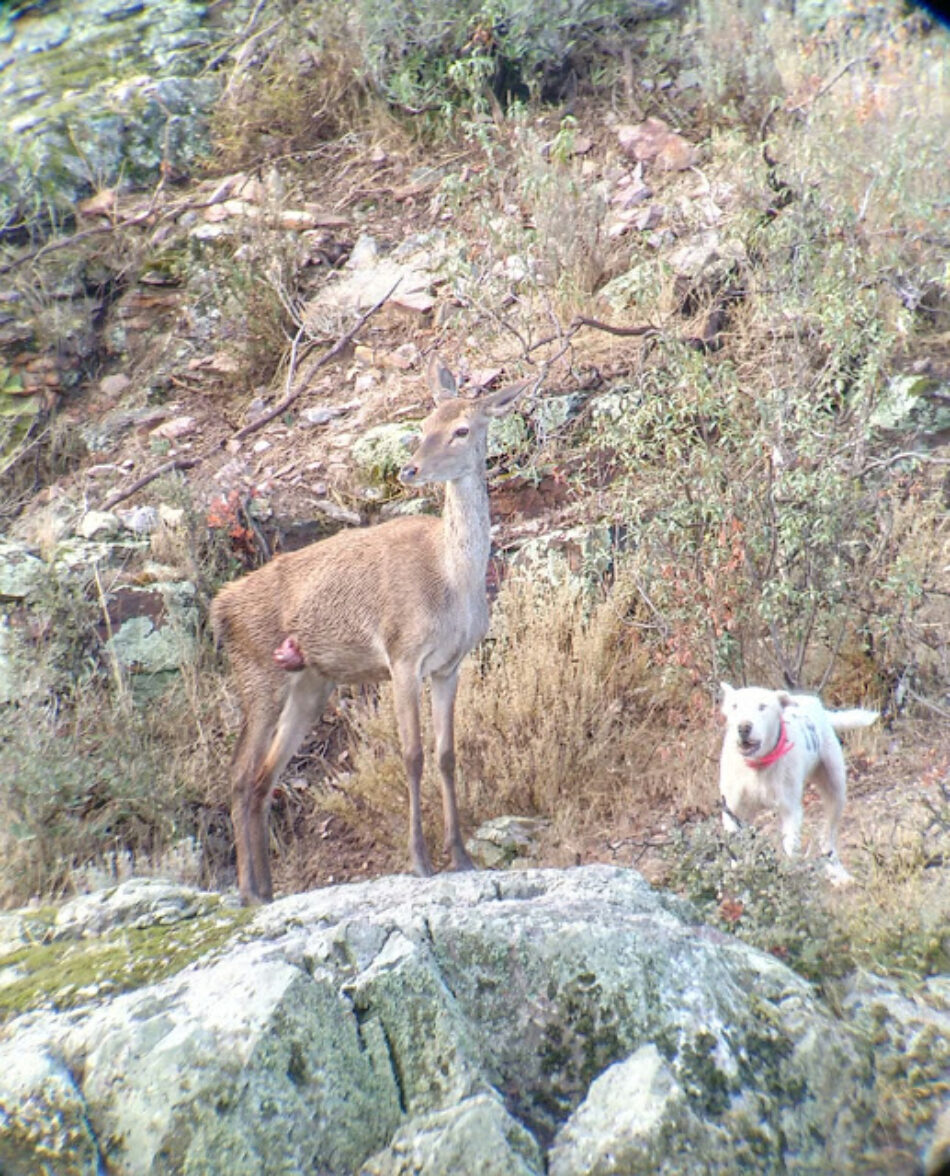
[[737, 721, 752, 740]]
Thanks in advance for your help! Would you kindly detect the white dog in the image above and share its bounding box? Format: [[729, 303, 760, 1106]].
[[718, 682, 878, 883]]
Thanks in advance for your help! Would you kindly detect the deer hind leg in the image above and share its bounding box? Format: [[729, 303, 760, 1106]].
[[238, 668, 334, 904], [230, 703, 281, 905], [431, 667, 474, 871], [391, 662, 434, 877]]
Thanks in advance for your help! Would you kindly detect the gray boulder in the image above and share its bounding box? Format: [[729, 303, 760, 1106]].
[[0, 866, 883, 1175], [0, 0, 234, 224]]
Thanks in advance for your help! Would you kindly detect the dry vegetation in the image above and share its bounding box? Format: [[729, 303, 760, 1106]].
[[0, 1, 947, 1006]]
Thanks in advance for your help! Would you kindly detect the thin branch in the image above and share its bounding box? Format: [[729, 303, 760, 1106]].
[[862, 451, 950, 474], [568, 315, 661, 339], [786, 56, 872, 115], [907, 689, 950, 721], [100, 456, 201, 513], [233, 278, 401, 441]]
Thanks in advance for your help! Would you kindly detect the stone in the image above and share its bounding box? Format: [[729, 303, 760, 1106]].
[[52, 878, 217, 941], [512, 524, 618, 585], [301, 406, 338, 427], [548, 1044, 714, 1176], [116, 505, 160, 534], [0, 1046, 99, 1176], [0, 868, 880, 1175], [99, 373, 132, 398], [839, 970, 950, 1168], [157, 504, 185, 528], [150, 415, 196, 441], [870, 374, 950, 438], [467, 816, 551, 868], [0, 538, 44, 600], [104, 581, 199, 675], [668, 232, 747, 282], [362, 1093, 544, 1176], [0, 0, 235, 221], [925, 1103, 950, 1176], [78, 510, 121, 540], [351, 422, 422, 482], [617, 117, 696, 170]]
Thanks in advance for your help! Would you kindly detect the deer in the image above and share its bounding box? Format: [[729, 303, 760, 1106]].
[[211, 357, 528, 903]]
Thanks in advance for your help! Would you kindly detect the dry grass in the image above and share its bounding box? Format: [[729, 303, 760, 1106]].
[[210, 9, 372, 173], [0, 647, 232, 908], [318, 575, 717, 867]]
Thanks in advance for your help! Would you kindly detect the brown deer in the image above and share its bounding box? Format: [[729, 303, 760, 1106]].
[[211, 357, 528, 903]]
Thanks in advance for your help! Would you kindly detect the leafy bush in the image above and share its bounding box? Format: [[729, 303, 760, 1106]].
[[659, 816, 950, 984], [210, 5, 372, 171], [358, 0, 655, 114]]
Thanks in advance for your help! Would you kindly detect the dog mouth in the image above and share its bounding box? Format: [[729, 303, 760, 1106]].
[[737, 737, 761, 756]]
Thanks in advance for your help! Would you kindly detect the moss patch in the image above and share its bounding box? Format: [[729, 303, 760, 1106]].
[[0, 905, 253, 1024]]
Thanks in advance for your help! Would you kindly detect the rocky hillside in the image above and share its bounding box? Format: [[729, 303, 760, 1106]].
[[0, 1, 948, 1173]]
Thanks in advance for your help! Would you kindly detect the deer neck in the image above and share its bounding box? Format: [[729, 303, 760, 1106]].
[[441, 468, 491, 589]]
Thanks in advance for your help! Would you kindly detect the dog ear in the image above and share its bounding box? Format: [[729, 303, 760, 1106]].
[[719, 682, 734, 702], [776, 691, 795, 709]]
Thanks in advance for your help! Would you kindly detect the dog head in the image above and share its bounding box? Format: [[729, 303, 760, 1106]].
[[720, 682, 794, 758]]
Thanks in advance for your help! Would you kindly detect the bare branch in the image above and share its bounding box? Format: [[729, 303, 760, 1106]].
[[233, 278, 400, 441], [100, 456, 201, 513]]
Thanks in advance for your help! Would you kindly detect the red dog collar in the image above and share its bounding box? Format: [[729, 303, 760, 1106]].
[[744, 717, 794, 769]]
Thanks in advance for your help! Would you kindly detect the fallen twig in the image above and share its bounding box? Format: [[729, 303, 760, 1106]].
[[100, 456, 201, 513]]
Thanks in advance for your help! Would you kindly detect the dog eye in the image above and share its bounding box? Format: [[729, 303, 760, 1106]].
[[758, 703, 766, 711]]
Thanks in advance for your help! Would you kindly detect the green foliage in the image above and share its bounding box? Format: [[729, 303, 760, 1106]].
[[590, 40, 947, 691], [358, 0, 648, 117]]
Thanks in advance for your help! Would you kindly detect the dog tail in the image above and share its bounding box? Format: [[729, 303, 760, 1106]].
[[828, 708, 879, 731]]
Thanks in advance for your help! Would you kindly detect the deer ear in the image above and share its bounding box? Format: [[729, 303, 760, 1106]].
[[427, 355, 458, 403], [480, 380, 530, 418]]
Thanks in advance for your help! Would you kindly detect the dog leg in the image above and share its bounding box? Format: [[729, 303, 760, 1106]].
[[721, 795, 743, 834], [778, 802, 803, 858], [813, 755, 852, 884]]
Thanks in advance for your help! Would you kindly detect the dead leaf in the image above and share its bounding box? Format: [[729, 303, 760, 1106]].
[[151, 415, 197, 441], [78, 189, 117, 218]]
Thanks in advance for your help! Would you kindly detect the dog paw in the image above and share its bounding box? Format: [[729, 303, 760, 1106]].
[[824, 855, 853, 886]]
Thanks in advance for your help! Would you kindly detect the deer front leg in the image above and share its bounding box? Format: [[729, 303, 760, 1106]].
[[392, 663, 434, 876], [431, 668, 474, 871]]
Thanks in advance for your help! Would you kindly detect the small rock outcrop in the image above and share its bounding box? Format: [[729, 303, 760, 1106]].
[[0, 0, 234, 223], [0, 867, 882, 1175]]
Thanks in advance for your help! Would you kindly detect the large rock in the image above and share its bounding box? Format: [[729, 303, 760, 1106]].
[[840, 969, 950, 1170], [0, 0, 240, 225], [0, 867, 884, 1175], [0, 534, 199, 701]]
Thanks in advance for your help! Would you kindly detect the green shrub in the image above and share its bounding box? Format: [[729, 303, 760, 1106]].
[[660, 818, 950, 985]]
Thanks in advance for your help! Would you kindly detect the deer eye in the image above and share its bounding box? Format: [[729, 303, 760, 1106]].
[[453, 425, 470, 438]]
